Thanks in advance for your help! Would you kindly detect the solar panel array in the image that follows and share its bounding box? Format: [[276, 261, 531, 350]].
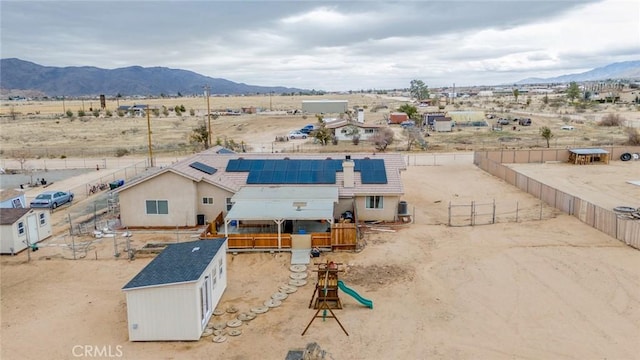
[[225, 158, 387, 184], [189, 161, 217, 175]]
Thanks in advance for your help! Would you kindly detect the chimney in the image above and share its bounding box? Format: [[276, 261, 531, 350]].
[[343, 156, 354, 188]]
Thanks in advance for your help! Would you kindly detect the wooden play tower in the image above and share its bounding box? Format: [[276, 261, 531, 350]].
[[308, 260, 344, 310], [302, 260, 349, 336]]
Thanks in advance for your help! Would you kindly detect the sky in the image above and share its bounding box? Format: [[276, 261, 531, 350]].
[[1, 0, 638, 91]]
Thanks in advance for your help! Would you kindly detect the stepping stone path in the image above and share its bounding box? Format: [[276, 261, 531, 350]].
[[212, 335, 227, 343], [237, 312, 257, 321], [290, 272, 308, 280], [289, 279, 307, 287], [289, 264, 307, 272], [227, 319, 243, 328], [228, 329, 242, 337], [264, 299, 282, 308], [251, 306, 269, 314], [272, 292, 288, 301]]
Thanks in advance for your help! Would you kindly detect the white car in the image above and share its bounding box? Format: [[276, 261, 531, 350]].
[[561, 125, 575, 130], [288, 130, 308, 139]]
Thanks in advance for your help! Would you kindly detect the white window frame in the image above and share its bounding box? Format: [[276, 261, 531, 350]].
[[39, 213, 46, 226], [145, 200, 169, 215], [218, 258, 224, 276], [365, 196, 383, 209], [365, 128, 375, 134], [202, 197, 214, 205], [200, 276, 211, 327], [17, 221, 25, 235]]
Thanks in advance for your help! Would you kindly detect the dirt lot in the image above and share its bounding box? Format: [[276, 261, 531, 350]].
[[2, 160, 639, 360]]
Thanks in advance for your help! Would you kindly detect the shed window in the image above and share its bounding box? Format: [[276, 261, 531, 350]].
[[39, 213, 46, 226], [219, 258, 224, 276], [12, 198, 23, 208], [17, 221, 25, 235], [365, 196, 383, 209], [202, 197, 214, 205], [146, 200, 168, 215]]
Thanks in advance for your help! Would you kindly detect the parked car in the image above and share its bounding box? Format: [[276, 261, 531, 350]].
[[561, 125, 575, 130], [518, 118, 532, 126], [288, 130, 308, 139], [299, 124, 316, 134], [30, 190, 74, 209], [400, 120, 415, 128], [497, 118, 510, 125]]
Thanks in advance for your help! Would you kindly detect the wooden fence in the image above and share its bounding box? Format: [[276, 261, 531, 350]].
[[474, 149, 640, 250]]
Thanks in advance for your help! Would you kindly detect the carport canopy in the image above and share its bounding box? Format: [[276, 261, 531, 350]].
[[225, 186, 339, 222]]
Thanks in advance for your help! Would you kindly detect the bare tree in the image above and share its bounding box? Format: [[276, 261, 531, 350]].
[[372, 128, 394, 151]]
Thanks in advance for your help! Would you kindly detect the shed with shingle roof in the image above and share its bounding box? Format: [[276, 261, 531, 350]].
[[0, 208, 52, 254], [122, 239, 228, 341]]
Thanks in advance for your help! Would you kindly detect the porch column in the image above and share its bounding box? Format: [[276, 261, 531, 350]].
[[274, 219, 284, 249]]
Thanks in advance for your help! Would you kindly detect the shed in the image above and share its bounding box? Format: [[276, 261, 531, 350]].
[[0, 208, 52, 254], [0, 189, 26, 208], [433, 117, 453, 132], [568, 148, 610, 165], [122, 239, 228, 341], [388, 112, 409, 124]]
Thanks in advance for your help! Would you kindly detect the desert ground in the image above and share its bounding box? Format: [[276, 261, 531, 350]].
[[1, 94, 640, 359], [1, 156, 640, 360]]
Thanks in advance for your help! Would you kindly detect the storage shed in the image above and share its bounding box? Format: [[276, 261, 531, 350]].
[[122, 239, 228, 341], [568, 148, 610, 165], [0, 208, 52, 254], [434, 117, 453, 132], [388, 112, 409, 124], [0, 189, 26, 209]]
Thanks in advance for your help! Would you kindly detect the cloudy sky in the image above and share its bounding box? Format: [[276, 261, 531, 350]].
[[1, 0, 638, 91]]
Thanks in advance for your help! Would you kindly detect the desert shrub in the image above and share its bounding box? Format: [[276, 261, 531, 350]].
[[625, 127, 640, 145], [60, 155, 66, 159], [189, 108, 195, 116], [117, 111, 125, 117], [78, 110, 86, 117], [598, 113, 623, 127], [352, 135, 360, 145], [93, 109, 100, 117], [115, 148, 130, 157], [66, 110, 73, 117], [105, 110, 113, 117]]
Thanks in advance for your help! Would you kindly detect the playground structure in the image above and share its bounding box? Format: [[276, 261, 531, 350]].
[[302, 260, 373, 336]]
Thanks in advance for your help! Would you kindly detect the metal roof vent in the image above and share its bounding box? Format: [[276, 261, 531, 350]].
[[192, 247, 200, 252]]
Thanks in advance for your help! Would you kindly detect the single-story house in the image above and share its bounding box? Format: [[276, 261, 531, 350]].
[[324, 119, 384, 141], [0, 189, 26, 208], [0, 208, 52, 254], [116, 147, 407, 229], [122, 239, 228, 341]]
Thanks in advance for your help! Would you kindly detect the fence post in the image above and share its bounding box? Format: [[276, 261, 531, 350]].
[[471, 201, 475, 226], [448, 201, 451, 226], [539, 201, 543, 220], [515, 201, 519, 222], [492, 199, 496, 224]]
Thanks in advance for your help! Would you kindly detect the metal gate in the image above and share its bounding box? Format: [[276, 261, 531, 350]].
[[448, 200, 496, 227]]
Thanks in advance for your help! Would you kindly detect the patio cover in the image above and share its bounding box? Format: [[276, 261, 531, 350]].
[[225, 186, 339, 222]]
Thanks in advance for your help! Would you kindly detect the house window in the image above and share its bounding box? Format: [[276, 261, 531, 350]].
[[39, 213, 46, 226], [202, 197, 214, 205], [146, 200, 168, 215], [17, 221, 25, 235], [226, 198, 234, 211], [340, 129, 347, 134], [365, 196, 383, 209], [365, 129, 375, 134]]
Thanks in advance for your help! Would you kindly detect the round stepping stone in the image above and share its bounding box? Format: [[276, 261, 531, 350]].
[[226, 305, 239, 313], [251, 306, 269, 314], [213, 309, 225, 316], [227, 319, 242, 328], [264, 299, 282, 308], [212, 322, 226, 330], [290, 272, 308, 280], [237, 312, 256, 321], [213, 329, 224, 336], [289, 279, 307, 287], [289, 264, 307, 272], [272, 292, 288, 301], [279, 285, 298, 294], [212, 335, 227, 343], [201, 328, 214, 337], [228, 329, 242, 337]]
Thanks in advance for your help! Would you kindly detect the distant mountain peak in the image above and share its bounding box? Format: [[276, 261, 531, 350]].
[[516, 60, 640, 84]]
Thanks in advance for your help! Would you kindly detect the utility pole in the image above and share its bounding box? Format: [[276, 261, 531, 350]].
[[270, 91, 273, 111], [146, 105, 154, 167], [62, 96, 66, 114], [204, 85, 212, 148]]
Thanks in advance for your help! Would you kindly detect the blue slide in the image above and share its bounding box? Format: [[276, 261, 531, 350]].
[[337, 280, 373, 309]]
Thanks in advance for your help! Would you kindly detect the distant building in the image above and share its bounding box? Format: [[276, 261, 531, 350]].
[[0, 208, 52, 254], [302, 100, 348, 114], [324, 119, 384, 141], [388, 112, 409, 124]]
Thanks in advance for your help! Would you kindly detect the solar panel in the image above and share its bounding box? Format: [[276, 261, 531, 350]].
[[216, 148, 235, 154], [189, 162, 217, 175]]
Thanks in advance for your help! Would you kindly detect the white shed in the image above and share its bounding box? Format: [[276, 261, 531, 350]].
[[122, 239, 228, 341], [0, 208, 52, 254], [0, 189, 27, 208]]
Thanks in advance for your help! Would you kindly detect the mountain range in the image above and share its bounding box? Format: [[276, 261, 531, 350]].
[[1, 58, 639, 97], [0, 58, 305, 97], [516, 60, 640, 84]]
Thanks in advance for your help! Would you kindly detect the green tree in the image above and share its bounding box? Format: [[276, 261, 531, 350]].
[[189, 122, 210, 149], [397, 104, 419, 120], [543, 94, 549, 105], [312, 119, 333, 146], [409, 80, 430, 101], [66, 110, 74, 118], [513, 89, 520, 103], [566, 82, 580, 102], [540, 126, 553, 148]]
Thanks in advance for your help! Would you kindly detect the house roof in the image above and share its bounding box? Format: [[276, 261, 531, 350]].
[[122, 239, 226, 291], [569, 148, 609, 155], [227, 186, 338, 221], [0, 208, 31, 225], [118, 147, 406, 197], [324, 119, 384, 129]]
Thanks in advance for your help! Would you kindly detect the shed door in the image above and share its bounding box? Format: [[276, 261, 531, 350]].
[[26, 214, 39, 245]]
